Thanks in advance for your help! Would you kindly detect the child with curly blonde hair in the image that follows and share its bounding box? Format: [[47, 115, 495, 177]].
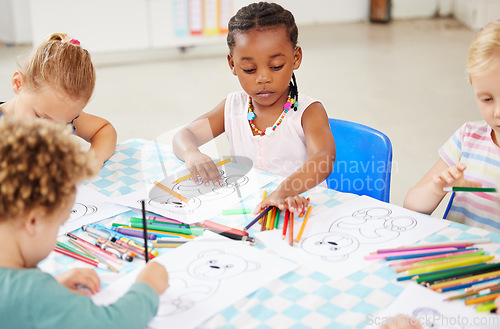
[[0, 117, 168, 329], [0, 32, 117, 170]]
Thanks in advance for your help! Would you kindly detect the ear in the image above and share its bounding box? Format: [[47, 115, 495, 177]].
[[293, 46, 302, 70], [12, 71, 25, 95], [22, 207, 43, 237], [227, 54, 237, 76]]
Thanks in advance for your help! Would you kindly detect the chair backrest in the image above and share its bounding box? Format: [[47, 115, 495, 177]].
[[326, 118, 393, 202]]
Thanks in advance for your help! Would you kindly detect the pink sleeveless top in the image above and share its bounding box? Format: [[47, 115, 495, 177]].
[[224, 91, 320, 178]]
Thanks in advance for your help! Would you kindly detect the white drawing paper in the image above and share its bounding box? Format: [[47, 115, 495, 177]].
[[58, 185, 130, 235], [364, 283, 499, 329], [111, 163, 276, 224], [256, 196, 450, 279], [92, 234, 298, 329]]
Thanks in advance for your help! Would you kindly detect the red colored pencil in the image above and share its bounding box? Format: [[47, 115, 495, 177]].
[[289, 212, 294, 246], [282, 210, 290, 239], [54, 246, 106, 270]]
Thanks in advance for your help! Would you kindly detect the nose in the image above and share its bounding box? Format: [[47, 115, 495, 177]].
[[256, 68, 271, 84], [494, 103, 500, 118]]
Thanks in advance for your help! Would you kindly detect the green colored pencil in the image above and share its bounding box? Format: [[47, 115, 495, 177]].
[[274, 209, 281, 229], [443, 186, 497, 192]]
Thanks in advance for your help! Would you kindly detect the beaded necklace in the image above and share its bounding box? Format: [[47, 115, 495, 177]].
[[246, 91, 297, 136]]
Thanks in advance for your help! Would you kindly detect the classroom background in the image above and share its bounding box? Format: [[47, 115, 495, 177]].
[[1, 0, 500, 217]]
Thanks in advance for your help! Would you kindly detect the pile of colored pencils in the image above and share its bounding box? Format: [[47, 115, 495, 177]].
[[367, 238, 500, 312]]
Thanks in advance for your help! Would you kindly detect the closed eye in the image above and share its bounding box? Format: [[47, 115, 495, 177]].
[[242, 68, 255, 73], [271, 65, 284, 71]]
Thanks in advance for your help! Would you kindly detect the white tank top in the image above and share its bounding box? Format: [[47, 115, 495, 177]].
[[224, 91, 320, 177]]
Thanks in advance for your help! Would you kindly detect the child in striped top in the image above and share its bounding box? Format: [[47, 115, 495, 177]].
[[404, 20, 500, 232]]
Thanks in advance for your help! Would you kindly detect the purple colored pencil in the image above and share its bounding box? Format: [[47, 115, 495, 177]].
[[113, 227, 157, 240], [244, 206, 273, 230]]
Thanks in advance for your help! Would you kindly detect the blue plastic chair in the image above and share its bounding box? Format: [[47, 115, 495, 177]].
[[326, 118, 393, 202], [443, 192, 455, 219]]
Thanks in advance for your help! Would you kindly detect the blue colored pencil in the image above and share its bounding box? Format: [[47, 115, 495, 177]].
[[386, 248, 476, 261]]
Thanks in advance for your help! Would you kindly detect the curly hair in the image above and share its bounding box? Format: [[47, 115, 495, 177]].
[[22, 32, 96, 103], [468, 19, 500, 76], [0, 117, 98, 220], [226, 2, 298, 53]]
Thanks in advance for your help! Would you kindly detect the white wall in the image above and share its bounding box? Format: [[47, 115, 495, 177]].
[[0, 0, 31, 44], [453, 0, 500, 30]]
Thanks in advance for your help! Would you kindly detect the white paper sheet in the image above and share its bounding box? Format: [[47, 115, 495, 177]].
[[111, 165, 276, 223], [92, 233, 298, 329], [364, 283, 499, 329], [256, 196, 450, 279], [58, 185, 130, 235]]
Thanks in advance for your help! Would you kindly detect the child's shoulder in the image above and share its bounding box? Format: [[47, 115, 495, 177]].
[[457, 120, 489, 135]]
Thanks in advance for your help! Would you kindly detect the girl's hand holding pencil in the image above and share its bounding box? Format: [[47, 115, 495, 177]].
[[182, 150, 223, 186], [253, 188, 310, 215], [433, 162, 483, 192]]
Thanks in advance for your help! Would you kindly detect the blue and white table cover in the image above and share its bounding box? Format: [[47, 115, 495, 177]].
[[41, 139, 500, 329]]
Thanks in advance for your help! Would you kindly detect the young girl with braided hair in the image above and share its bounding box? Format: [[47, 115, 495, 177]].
[[0, 32, 117, 170], [173, 2, 335, 214], [0, 116, 168, 329]]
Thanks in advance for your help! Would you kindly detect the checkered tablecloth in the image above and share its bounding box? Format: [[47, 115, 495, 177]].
[[42, 139, 500, 329]]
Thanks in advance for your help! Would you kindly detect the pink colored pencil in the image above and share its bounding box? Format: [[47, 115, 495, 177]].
[[388, 249, 479, 267], [364, 247, 458, 261]]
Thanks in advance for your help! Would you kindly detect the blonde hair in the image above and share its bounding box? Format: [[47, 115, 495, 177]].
[[22, 32, 96, 102], [0, 117, 98, 220], [468, 20, 500, 76]]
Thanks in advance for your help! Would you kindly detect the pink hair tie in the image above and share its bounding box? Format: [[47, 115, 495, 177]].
[[68, 38, 80, 46]]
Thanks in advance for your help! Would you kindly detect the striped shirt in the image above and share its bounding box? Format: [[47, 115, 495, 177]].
[[439, 121, 500, 232]]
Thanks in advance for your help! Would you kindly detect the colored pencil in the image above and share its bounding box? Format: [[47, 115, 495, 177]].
[[274, 209, 281, 229], [258, 191, 267, 224], [465, 292, 500, 305], [431, 270, 500, 290], [289, 212, 294, 246], [129, 223, 205, 236], [67, 239, 119, 273], [407, 255, 494, 276], [465, 281, 499, 292], [66, 232, 121, 263], [151, 179, 190, 203], [141, 200, 149, 263], [446, 285, 500, 301], [113, 227, 157, 240], [386, 248, 475, 261], [56, 241, 96, 260], [152, 241, 186, 248], [282, 210, 290, 239], [415, 263, 500, 284], [365, 247, 459, 261], [439, 277, 500, 292], [389, 249, 480, 267], [244, 206, 273, 230], [395, 252, 485, 272], [269, 207, 277, 230], [398, 263, 484, 282], [148, 215, 184, 224], [374, 238, 490, 254], [200, 220, 248, 236], [296, 205, 313, 242], [113, 225, 194, 239], [172, 158, 232, 183], [267, 207, 275, 230], [443, 186, 496, 192], [54, 246, 106, 270]]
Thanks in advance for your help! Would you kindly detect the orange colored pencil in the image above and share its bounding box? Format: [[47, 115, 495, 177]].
[[268, 207, 276, 230], [289, 212, 294, 246], [151, 180, 190, 203], [296, 205, 313, 242], [465, 292, 500, 305]]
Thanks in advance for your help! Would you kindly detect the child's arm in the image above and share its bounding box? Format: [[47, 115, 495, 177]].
[[73, 111, 117, 168], [136, 261, 169, 295], [173, 100, 226, 186], [404, 160, 482, 215], [254, 102, 335, 213], [55, 268, 100, 295]]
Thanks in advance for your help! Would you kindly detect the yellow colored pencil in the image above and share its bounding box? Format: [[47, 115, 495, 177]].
[[266, 207, 275, 231], [259, 190, 267, 223], [430, 270, 500, 291], [152, 180, 190, 204], [406, 255, 494, 276], [173, 158, 232, 183], [296, 205, 313, 242]]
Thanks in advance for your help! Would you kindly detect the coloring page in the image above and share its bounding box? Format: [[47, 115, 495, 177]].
[[111, 163, 276, 223], [58, 185, 130, 235], [256, 196, 450, 279], [364, 283, 499, 329], [92, 233, 298, 329]]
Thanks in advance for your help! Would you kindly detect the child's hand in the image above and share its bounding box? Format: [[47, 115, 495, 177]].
[[183, 151, 223, 186], [253, 190, 310, 214], [136, 262, 169, 295], [379, 315, 423, 329], [55, 268, 100, 295], [433, 162, 482, 190], [495, 295, 500, 314]]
